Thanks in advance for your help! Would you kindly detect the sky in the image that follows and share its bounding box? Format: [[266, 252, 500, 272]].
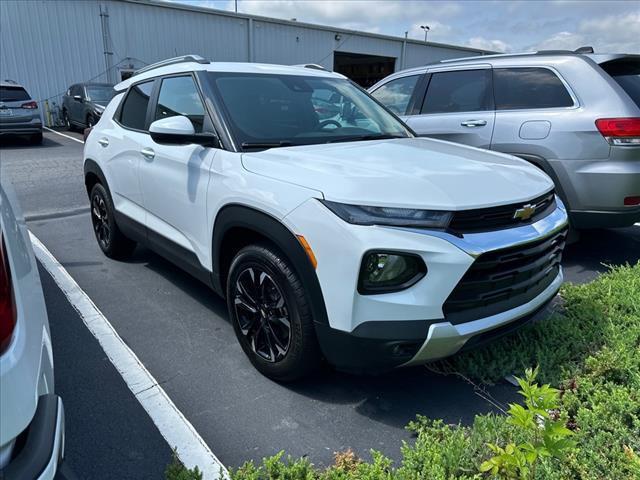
[[172, 0, 639, 54]]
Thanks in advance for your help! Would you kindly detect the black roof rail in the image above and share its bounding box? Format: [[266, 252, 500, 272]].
[[134, 55, 210, 75], [3, 79, 18, 84], [574, 46, 594, 54]]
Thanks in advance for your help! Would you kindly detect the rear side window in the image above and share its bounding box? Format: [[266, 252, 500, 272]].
[[0, 86, 30, 102], [154, 76, 206, 133], [371, 75, 420, 115], [493, 68, 574, 110], [119, 80, 154, 131], [421, 70, 492, 114], [599, 59, 640, 108]]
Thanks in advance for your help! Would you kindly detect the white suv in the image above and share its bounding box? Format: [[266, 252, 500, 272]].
[[84, 56, 569, 381]]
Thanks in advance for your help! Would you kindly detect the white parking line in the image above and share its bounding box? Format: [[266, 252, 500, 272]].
[[30, 232, 227, 479], [43, 126, 85, 144]]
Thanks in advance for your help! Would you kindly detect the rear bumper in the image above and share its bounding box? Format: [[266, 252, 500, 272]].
[[0, 120, 42, 135], [548, 149, 640, 228], [0, 395, 65, 480]]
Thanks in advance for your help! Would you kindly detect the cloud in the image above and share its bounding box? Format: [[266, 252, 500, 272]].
[[533, 12, 640, 53], [466, 37, 512, 53]]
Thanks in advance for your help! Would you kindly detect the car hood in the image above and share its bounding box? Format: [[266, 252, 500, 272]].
[[241, 137, 554, 210]]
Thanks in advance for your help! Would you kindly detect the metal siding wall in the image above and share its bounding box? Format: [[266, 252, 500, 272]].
[[0, 0, 104, 110], [252, 21, 335, 69], [0, 0, 483, 125], [404, 43, 471, 69], [106, 1, 249, 66]]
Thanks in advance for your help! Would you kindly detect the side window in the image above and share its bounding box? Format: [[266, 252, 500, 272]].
[[155, 76, 206, 133], [493, 68, 574, 110], [119, 80, 154, 131], [421, 70, 492, 114], [371, 75, 420, 115]]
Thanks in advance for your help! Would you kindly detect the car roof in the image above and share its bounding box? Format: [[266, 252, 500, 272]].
[[381, 50, 638, 80], [115, 57, 345, 92], [0, 80, 26, 89]]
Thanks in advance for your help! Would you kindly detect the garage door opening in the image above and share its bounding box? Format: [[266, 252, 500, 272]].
[[333, 52, 396, 88]]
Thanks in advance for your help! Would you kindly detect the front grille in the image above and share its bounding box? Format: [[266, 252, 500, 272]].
[[449, 191, 556, 234], [443, 227, 567, 324]]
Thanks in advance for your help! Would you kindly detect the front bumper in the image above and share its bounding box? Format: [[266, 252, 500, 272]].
[[0, 395, 65, 480], [285, 196, 568, 372]]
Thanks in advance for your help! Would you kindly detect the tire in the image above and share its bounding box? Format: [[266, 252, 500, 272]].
[[30, 132, 43, 144], [227, 244, 322, 382], [63, 110, 72, 131], [89, 183, 136, 259]]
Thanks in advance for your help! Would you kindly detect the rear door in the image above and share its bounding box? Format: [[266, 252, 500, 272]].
[[489, 66, 579, 158], [403, 66, 495, 148], [0, 86, 34, 125]]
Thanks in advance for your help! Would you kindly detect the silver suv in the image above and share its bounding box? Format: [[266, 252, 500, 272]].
[[369, 50, 640, 228], [0, 81, 43, 144]]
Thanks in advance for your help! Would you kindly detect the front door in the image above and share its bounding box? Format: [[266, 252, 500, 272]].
[[138, 74, 215, 265]]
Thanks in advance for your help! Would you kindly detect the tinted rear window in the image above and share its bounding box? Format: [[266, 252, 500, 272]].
[[493, 68, 574, 110], [0, 86, 30, 102], [599, 59, 640, 108], [119, 80, 154, 130], [421, 70, 493, 114]]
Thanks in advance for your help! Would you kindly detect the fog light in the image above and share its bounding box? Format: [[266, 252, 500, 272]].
[[358, 251, 426, 294]]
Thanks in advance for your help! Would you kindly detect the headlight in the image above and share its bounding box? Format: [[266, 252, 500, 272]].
[[321, 200, 452, 228], [359, 251, 427, 294]]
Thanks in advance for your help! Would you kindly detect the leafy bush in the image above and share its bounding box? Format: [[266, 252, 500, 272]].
[[228, 263, 640, 480], [166, 449, 203, 480]]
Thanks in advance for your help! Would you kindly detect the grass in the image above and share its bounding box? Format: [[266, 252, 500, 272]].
[[224, 262, 640, 480]]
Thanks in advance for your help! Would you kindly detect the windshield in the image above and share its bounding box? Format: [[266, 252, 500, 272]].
[[207, 72, 412, 149], [86, 85, 115, 103]]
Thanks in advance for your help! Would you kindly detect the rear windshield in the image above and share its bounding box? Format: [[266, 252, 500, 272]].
[[0, 86, 30, 102], [600, 59, 640, 108]]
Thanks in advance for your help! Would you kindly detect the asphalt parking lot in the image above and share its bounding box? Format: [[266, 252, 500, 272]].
[[1, 129, 639, 476]]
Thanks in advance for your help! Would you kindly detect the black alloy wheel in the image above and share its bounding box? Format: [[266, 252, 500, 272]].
[[233, 267, 292, 362]]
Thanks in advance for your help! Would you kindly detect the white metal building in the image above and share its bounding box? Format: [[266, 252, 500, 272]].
[[0, 0, 488, 124]]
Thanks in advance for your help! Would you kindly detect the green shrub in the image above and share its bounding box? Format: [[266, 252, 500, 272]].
[[228, 263, 640, 480], [166, 449, 203, 480]]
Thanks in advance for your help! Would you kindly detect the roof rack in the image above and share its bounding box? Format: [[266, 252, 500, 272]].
[[134, 55, 210, 75], [295, 63, 327, 71], [3, 79, 18, 84]]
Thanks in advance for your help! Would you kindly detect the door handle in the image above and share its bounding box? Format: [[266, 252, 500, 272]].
[[140, 147, 155, 160], [98, 137, 109, 147], [461, 120, 487, 127]]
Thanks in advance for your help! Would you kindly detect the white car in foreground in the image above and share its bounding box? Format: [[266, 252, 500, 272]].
[[84, 56, 569, 381], [0, 181, 64, 478]]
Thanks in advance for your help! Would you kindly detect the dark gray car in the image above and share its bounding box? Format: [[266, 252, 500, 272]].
[[0, 81, 43, 144], [62, 83, 114, 130], [370, 50, 640, 229]]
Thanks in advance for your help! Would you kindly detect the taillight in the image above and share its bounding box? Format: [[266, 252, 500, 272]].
[[624, 196, 640, 206], [0, 234, 16, 353], [20, 101, 38, 110], [595, 118, 640, 145]]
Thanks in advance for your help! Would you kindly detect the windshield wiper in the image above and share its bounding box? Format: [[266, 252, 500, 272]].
[[325, 133, 407, 144], [241, 141, 293, 150]]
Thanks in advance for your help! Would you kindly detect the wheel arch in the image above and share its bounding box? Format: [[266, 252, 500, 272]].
[[212, 204, 329, 325], [83, 158, 108, 196]]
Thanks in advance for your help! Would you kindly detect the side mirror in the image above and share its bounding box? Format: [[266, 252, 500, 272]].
[[149, 116, 220, 148], [73, 95, 83, 102]]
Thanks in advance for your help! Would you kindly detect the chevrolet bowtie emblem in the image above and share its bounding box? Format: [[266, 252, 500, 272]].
[[514, 204, 536, 221]]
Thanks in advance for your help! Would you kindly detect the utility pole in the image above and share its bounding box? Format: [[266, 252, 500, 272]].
[[99, 4, 115, 83]]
